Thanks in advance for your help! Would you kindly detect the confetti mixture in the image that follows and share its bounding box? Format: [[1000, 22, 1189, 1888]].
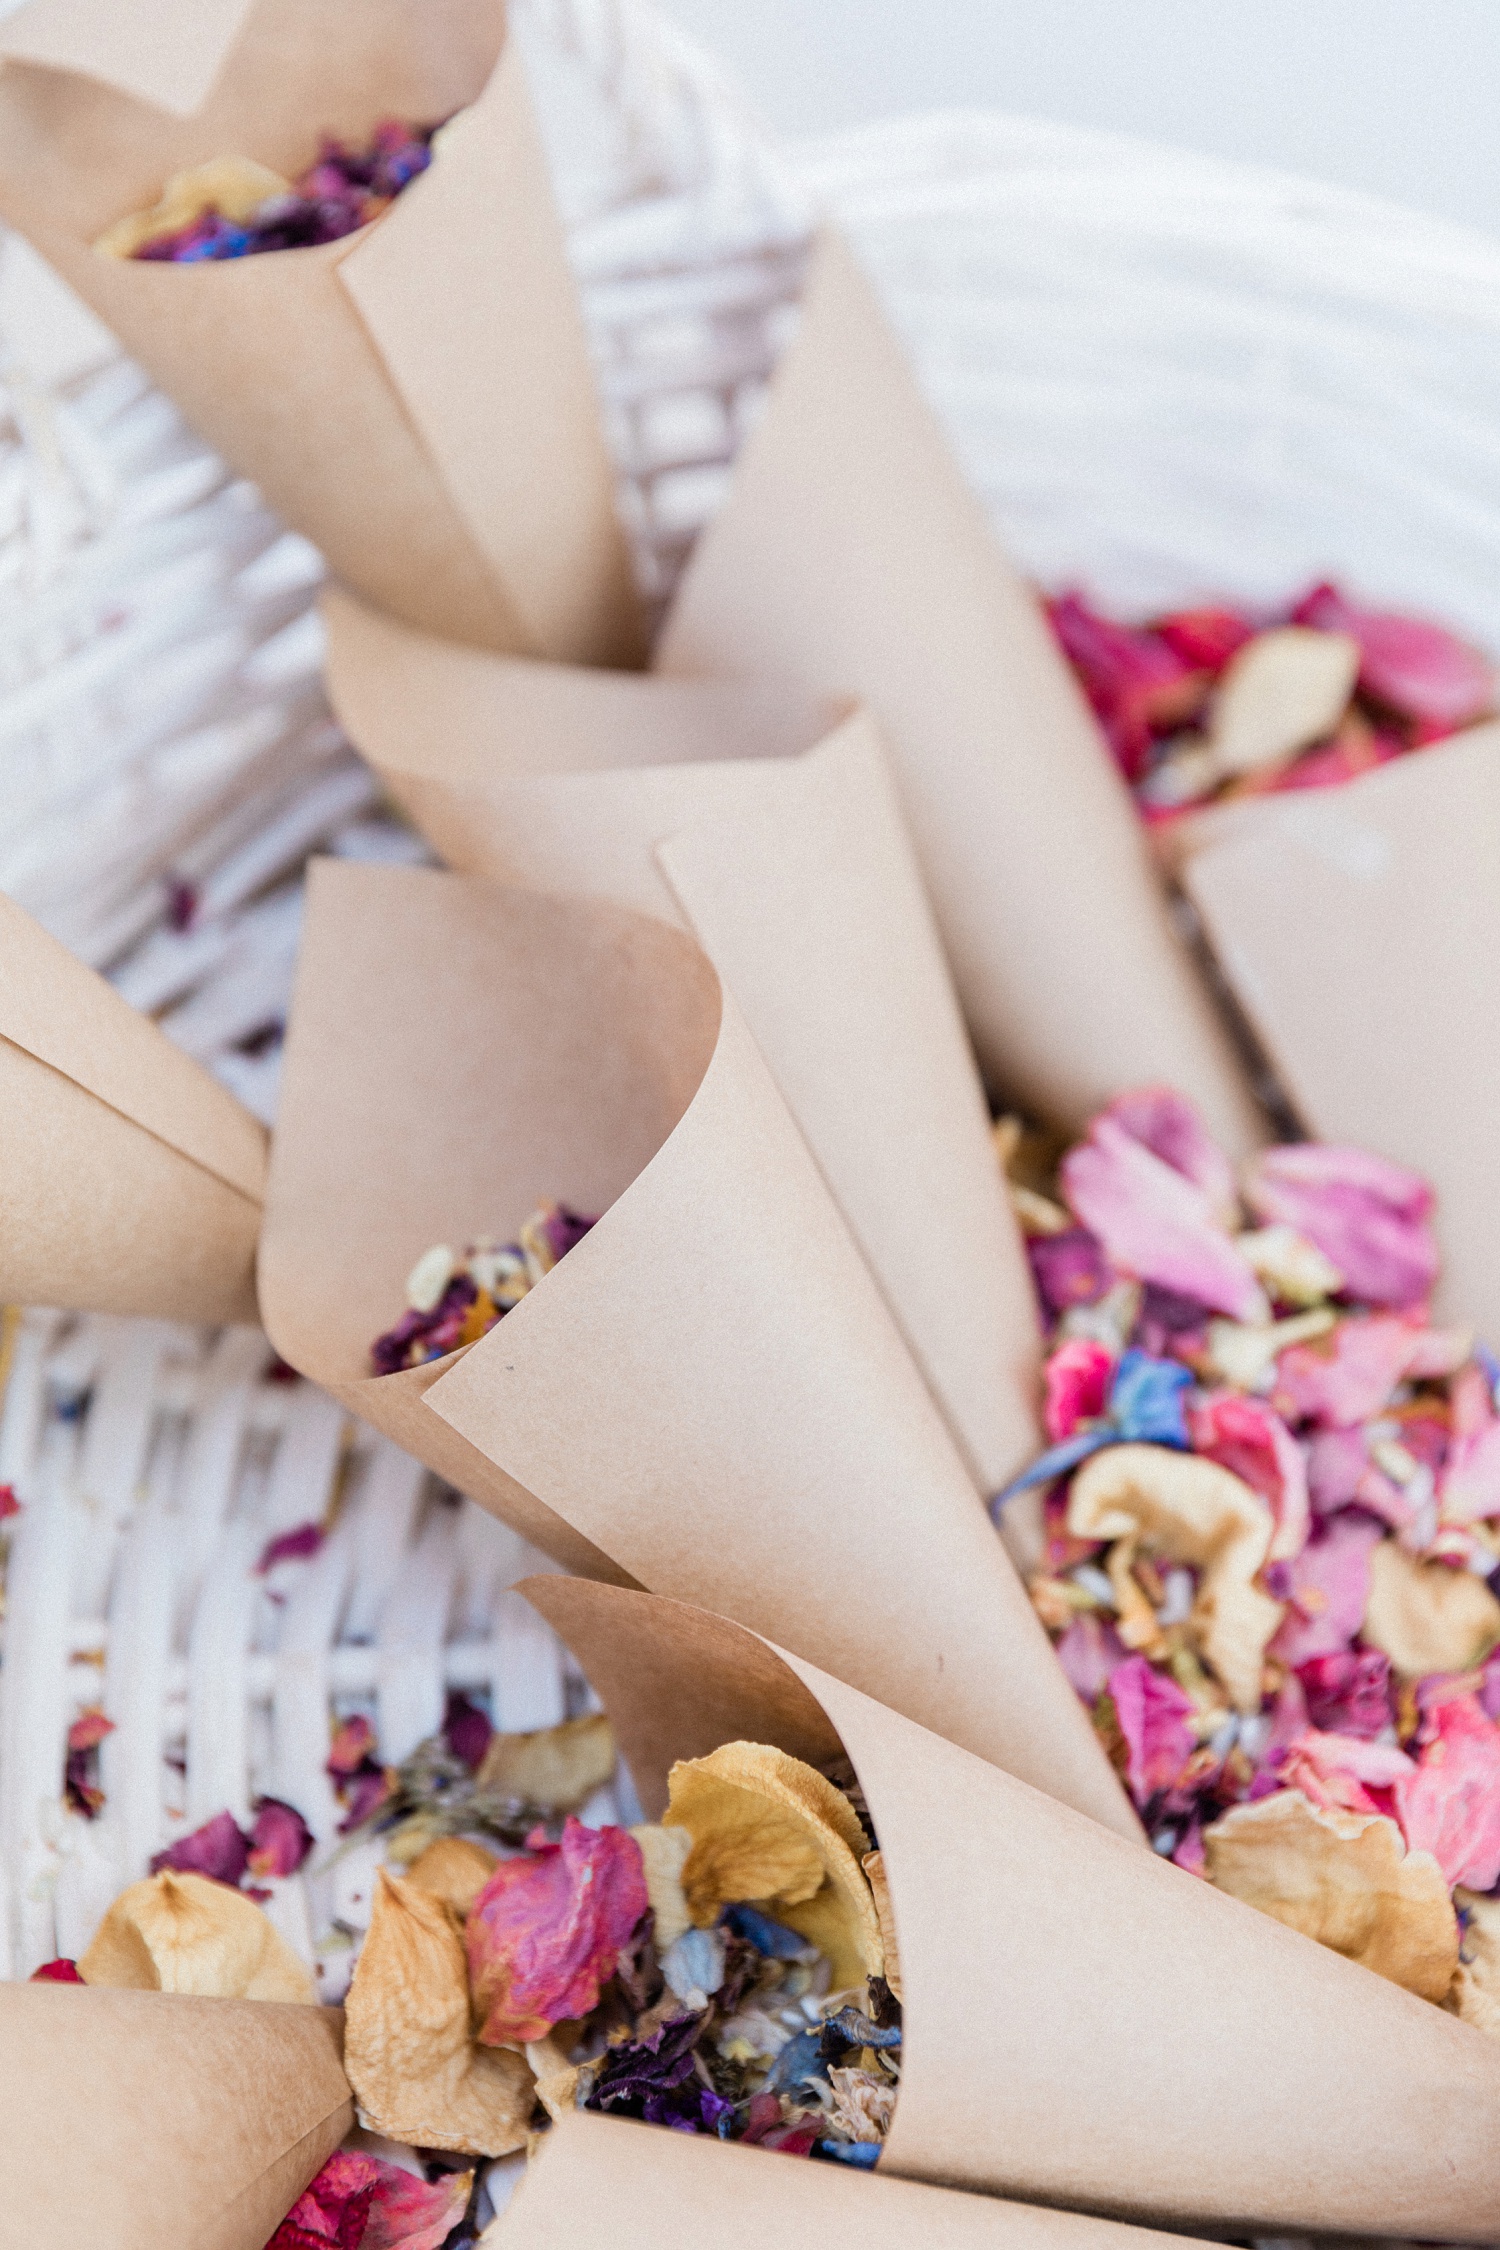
[[998, 1089, 1500, 2025], [1047, 584, 1495, 822], [94, 122, 438, 262], [371, 1203, 597, 1375]]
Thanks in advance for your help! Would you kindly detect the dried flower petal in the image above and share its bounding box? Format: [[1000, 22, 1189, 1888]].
[[405, 1837, 499, 1921], [268, 2151, 472, 2250], [1067, 1444, 1282, 1709], [78, 1871, 314, 2001], [1447, 1888, 1500, 2037], [1274, 1314, 1439, 1429], [257, 1522, 325, 1575], [1236, 1224, 1344, 1308], [1278, 1727, 1415, 1816], [1043, 1337, 1114, 1442], [666, 1742, 883, 1991], [1394, 1695, 1500, 1891], [1361, 1541, 1500, 1678], [1189, 1391, 1309, 1563], [1205, 1791, 1456, 2000], [442, 1692, 494, 1774], [1062, 1114, 1266, 1321], [94, 155, 291, 256], [1298, 1649, 1393, 1739], [1103, 1655, 1197, 1807], [1206, 627, 1359, 776], [150, 1809, 250, 1887], [1245, 1144, 1438, 1312], [861, 1851, 903, 2002], [29, 1958, 82, 1983], [467, 1818, 648, 2045], [248, 1797, 315, 1880], [1269, 1514, 1382, 1669], [826, 2065, 897, 2145], [630, 1822, 694, 1953], [1291, 581, 1495, 732], [475, 1712, 615, 1812], [328, 1715, 378, 1777], [346, 1869, 535, 2155], [1101, 1087, 1240, 1221]]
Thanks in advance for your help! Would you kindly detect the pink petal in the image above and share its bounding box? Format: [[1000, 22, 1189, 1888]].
[[1297, 1648, 1393, 1738], [1055, 1612, 1130, 1703], [1062, 1117, 1265, 1321], [1291, 582, 1494, 733], [1274, 1314, 1434, 1429], [364, 2162, 473, 2250], [467, 1817, 648, 2046], [1100, 1086, 1240, 1220], [327, 1715, 377, 1777], [1043, 1338, 1115, 1442], [1394, 1694, 1500, 1890], [1105, 1654, 1197, 1808], [1245, 1143, 1437, 1310], [67, 1709, 114, 1754], [1190, 1390, 1310, 1562], [1306, 1427, 1370, 1513], [269, 2152, 469, 2250], [1156, 605, 1256, 673], [1442, 1419, 1500, 1528], [1279, 1726, 1414, 1815], [1047, 594, 1199, 782], [247, 1797, 315, 1879], [1269, 1513, 1382, 1667]]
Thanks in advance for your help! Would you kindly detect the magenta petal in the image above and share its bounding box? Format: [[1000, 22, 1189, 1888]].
[[1043, 1338, 1114, 1442], [1190, 1390, 1310, 1562], [1394, 1694, 1500, 1891], [1275, 1314, 1433, 1429], [1245, 1142, 1438, 1309], [1100, 1086, 1239, 1221], [1268, 1513, 1381, 1666], [1105, 1654, 1197, 1807], [150, 1809, 250, 1887], [1292, 581, 1494, 732], [247, 1797, 315, 1879], [467, 1817, 648, 2044], [1055, 1612, 1130, 1703], [1279, 1725, 1415, 1814], [1062, 1117, 1265, 1321], [270, 2152, 470, 2250]]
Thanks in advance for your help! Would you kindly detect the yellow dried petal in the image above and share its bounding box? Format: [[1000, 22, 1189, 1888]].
[[345, 1870, 535, 2156], [406, 1838, 500, 1922], [630, 1822, 693, 1953], [94, 157, 290, 257], [1206, 1791, 1457, 2001], [1068, 1444, 1282, 1710], [862, 1851, 902, 2003], [1207, 626, 1360, 776], [1362, 1541, 1500, 1679], [666, 1742, 882, 1991], [79, 1872, 313, 2002], [1448, 1889, 1500, 2038], [476, 1713, 616, 1813]]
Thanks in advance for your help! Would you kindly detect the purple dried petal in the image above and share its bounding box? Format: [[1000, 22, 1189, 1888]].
[[1028, 1227, 1113, 1320], [150, 1809, 251, 1886], [442, 1690, 493, 1774], [256, 1521, 324, 1575], [248, 1796, 315, 1878]]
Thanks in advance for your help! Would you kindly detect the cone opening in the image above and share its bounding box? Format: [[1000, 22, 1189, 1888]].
[[259, 862, 724, 1392]]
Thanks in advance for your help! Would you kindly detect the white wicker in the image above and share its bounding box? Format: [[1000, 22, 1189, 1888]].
[[6, 4, 1500, 1995]]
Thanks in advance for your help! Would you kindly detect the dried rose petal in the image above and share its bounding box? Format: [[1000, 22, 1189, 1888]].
[[150, 1809, 250, 1887], [1156, 605, 1256, 673], [1189, 1391, 1309, 1563], [441, 1691, 493, 1774], [1101, 1086, 1240, 1221], [1278, 1727, 1415, 1816], [257, 1522, 325, 1575], [0, 1484, 22, 1520], [1361, 1540, 1500, 1679], [327, 1715, 377, 1777], [1104, 1655, 1197, 1807], [1043, 1338, 1114, 1442], [1297, 1649, 1393, 1739], [467, 1817, 648, 2046], [475, 1712, 616, 1813], [67, 1709, 114, 1754], [1047, 593, 1199, 781], [29, 1958, 82, 1982], [268, 2151, 472, 2250], [1054, 1611, 1130, 1703], [1291, 582, 1495, 732], [1394, 1694, 1500, 1891], [247, 1798, 314, 1880], [1062, 1115, 1265, 1322], [1274, 1314, 1438, 1430], [1028, 1226, 1113, 1318], [79, 1870, 314, 2001], [1245, 1143, 1438, 1311], [1268, 1513, 1381, 1668]]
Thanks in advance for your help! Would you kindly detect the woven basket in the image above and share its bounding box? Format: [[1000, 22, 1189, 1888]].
[[6, 3, 1500, 1995]]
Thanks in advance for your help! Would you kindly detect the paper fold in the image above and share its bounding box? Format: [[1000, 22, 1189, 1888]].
[[0, 1984, 352, 2250], [1180, 724, 1500, 1335], [263, 861, 1130, 1834], [0, 891, 266, 1322], [527, 1576, 1500, 2243], [654, 229, 1262, 1151], [0, 0, 252, 114], [324, 588, 1041, 1497], [0, 0, 642, 663]]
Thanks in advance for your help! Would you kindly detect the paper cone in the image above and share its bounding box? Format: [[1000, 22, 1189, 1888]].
[[0, 0, 251, 114], [528, 1575, 1500, 2243], [496, 2108, 1213, 2250], [0, 0, 643, 664], [0, 891, 265, 1322], [652, 230, 1262, 1152], [323, 587, 1042, 1498], [1179, 724, 1500, 1337], [261, 860, 1131, 1834], [0, 1984, 351, 2250]]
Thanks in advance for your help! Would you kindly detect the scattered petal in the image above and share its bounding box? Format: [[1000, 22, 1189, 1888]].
[[1189, 1390, 1310, 1562], [405, 1837, 499, 1921], [1447, 1888, 1500, 2037], [150, 1809, 250, 1887], [247, 1797, 315, 1880], [256, 1521, 324, 1575], [1278, 1727, 1415, 1816], [475, 1713, 616, 1812], [1361, 1542, 1500, 1678], [1274, 1314, 1438, 1429], [1043, 1338, 1114, 1442], [861, 1851, 903, 2003], [1236, 1223, 1344, 1309], [1103, 1655, 1197, 1807], [78, 1871, 314, 2001], [29, 1958, 82, 1983], [1062, 1115, 1266, 1321], [442, 1692, 494, 1775], [268, 2151, 472, 2250], [467, 1818, 648, 2045], [1245, 1144, 1438, 1312], [1269, 1514, 1383, 1668], [630, 1822, 694, 1954], [1297, 1649, 1393, 1739], [1291, 581, 1495, 733], [1395, 1695, 1500, 1891], [1206, 626, 1359, 776]]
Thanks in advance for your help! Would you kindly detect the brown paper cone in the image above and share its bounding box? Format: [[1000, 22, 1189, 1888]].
[[653, 229, 1262, 1152], [0, 0, 643, 664], [0, 0, 251, 113], [528, 1576, 1500, 2243], [0, 891, 265, 1322], [1179, 724, 1500, 1337], [261, 860, 1131, 1833], [323, 587, 1042, 1497], [497, 2108, 1213, 2250], [0, 1984, 351, 2250]]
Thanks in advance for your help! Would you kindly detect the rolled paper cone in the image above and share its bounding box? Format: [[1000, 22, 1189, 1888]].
[[0, 0, 643, 664], [0, 891, 265, 1323], [0, 1984, 352, 2250], [0, 0, 251, 114], [262, 859, 1130, 1832], [495, 2108, 1215, 2250], [653, 229, 1263, 1153], [528, 1576, 1500, 2243], [1179, 722, 1500, 1335], [323, 588, 1043, 1498]]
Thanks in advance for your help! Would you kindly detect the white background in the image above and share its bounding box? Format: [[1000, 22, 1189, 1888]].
[[657, 0, 1500, 237]]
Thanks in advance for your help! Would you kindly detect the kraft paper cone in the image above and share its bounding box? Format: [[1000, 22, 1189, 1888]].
[[0, 0, 643, 664], [0, 1984, 352, 2250], [0, 892, 265, 1323], [323, 587, 1042, 1498], [1180, 724, 1500, 1338], [654, 230, 1262, 1153], [528, 1577, 1500, 2243], [262, 860, 1130, 1834], [496, 2109, 1213, 2250], [0, 0, 250, 114]]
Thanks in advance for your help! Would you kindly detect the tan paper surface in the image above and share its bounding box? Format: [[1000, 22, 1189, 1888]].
[[1181, 725, 1500, 1335], [324, 588, 1042, 1497], [0, 1985, 351, 2250], [0, 0, 250, 114], [0, 891, 265, 1322], [498, 2108, 1213, 2250], [529, 1577, 1500, 2243], [0, 0, 642, 663], [280, 862, 1137, 1834], [654, 230, 1262, 1151]]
